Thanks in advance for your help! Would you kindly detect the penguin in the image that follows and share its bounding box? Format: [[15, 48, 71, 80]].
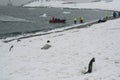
[[84, 58, 95, 74], [9, 45, 14, 52]]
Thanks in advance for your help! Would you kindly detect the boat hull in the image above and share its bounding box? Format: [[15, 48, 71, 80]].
[[49, 19, 66, 23]]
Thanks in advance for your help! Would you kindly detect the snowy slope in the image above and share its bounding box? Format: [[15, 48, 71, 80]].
[[24, 0, 120, 11], [0, 0, 120, 80], [0, 18, 120, 80]]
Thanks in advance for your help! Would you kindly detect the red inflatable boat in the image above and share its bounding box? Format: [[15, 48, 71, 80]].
[[49, 17, 66, 23]]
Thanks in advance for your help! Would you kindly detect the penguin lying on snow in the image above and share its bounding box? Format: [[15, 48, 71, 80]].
[[41, 40, 51, 50]]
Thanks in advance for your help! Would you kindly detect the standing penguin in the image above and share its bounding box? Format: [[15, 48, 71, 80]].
[[84, 58, 95, 74], [9, 45, 14, 52]]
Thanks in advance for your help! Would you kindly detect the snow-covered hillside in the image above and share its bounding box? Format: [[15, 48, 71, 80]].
[[24, 0, 120, 11], [0, 0, 120, 80], [0, 17, 120, 80]]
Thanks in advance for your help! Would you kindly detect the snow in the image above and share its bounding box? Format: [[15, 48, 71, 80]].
[[0, 18, 120, 80], [0, 0, 120, 80], [24, 0, 120, 11]]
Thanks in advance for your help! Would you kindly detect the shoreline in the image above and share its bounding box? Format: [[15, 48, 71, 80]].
[[3, 14, 120, 43], [23, 6, 118, 12]]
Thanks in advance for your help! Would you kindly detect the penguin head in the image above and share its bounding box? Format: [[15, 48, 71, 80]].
[[92, 58, 95, 62]]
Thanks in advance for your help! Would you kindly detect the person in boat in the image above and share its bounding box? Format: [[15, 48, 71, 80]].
[[80, 17, 84, 23], [50, 16, 55, 21], [74, 17, 77, 24], [113, 11, 117, 18], [50, 16, 60, 21], [55, 18, 60, 21]]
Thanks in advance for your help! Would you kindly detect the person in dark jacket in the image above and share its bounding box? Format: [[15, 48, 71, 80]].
[[113, 11, 117, 18], [118, 12, 120, 17]]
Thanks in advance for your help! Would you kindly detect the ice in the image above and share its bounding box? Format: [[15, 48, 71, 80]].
[[0, 15, 31, 22], [39, 13, 47, 17], [63, 11, 71, 14]]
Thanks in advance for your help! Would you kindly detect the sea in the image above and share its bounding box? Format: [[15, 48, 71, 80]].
[[0, 6, 112, 39]]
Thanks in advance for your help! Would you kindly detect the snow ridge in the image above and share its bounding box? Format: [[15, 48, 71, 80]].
[[24, 0, 120, 11]]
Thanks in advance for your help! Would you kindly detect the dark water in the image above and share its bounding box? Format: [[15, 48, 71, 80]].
[[0, 6, 112, 39]]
